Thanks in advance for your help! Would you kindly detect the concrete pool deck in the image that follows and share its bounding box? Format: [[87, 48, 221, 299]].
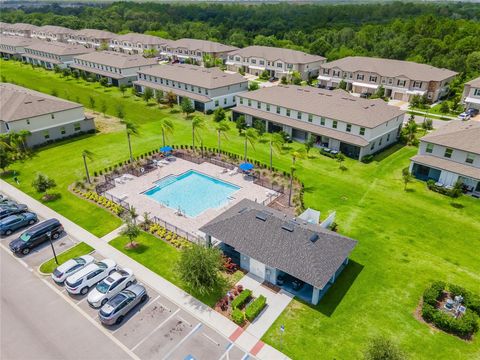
[[106, 157, 272, 236]]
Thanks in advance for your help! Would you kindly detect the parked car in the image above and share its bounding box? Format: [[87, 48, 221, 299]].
[[0, 212, 38, 236], [99, 284, 148, 326], [458, 108, 479, 120], [0, 204, 28, 220], [276, 274, 285, 286], [65, 259, 117, 295], [292, 279, 304, 291], [51, 255, 95, 283], [87, 268, 135, 308], [8, 218, 63, 255]]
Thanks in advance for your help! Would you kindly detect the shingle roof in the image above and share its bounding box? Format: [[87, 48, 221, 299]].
[[200, 199, 357, 290], [112, 33, 170, 46], [411, 154, 480, 181], [34, 25, 75, 35], [139, 64, 247, 89], [74, 29, 116, 39], [10, 23, 39, 31], [26, 41, 94, 56], [72, 51, 157, 68], [420, 120, 480, 154], [321, 56, 457, 82], [466, 76, 480, 88], [169, 38, 238, 53], [228, 45, 325, 64], [0, 83, 82, 122], [0, 35, 38, 47], [133, 80, 211, 103], [239, 85, 405, 128]]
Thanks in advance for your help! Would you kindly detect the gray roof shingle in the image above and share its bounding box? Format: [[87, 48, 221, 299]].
[[228, 45, 325, 64]]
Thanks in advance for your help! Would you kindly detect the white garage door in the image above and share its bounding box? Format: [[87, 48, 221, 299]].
[[249, 258, 266, 280]]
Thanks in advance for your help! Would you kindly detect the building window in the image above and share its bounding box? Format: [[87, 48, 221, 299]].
[[397, 80, 406, 87], [444, 148, 453, 158], [60, 126, 66, 135], [387, 133, 390, 142], [379, 137, 383, 146], [356, 74, 364, 81], [370, 142, 375, 150], [332, 120, 337, 129], [413, 81, 422, 88], [297, 112, 302, 120], [308, 114, 313, 122], [346, 124, 351, 132], [257, 101, 261, 109], [286, 109, 290, 116], [239, 98, 243, 105], [44, 130, 50, 139], [224, 98, 227, 105], [215, 100, 219, 106], [466, 153, 475, 164], [320, 118, 325, 126], [276, 106, 280, 114], [26, 119, 30, 125], [323, 69, 330, 75], [251, 59, 256, 64], [369, 76, 377, 82], [51, 114, 55, 119], [360, 127, 365, 135], [74, 123, 81, 131], [426, 143, 434, 153], [276, 62, 283, 68], [266, 104, 270, 111], [248, 99, 252, 106], [474, 89, 480, 96]]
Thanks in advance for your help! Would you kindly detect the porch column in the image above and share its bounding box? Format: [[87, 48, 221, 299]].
[[205, 234, 212, 248], [312, 287, 321, 305]]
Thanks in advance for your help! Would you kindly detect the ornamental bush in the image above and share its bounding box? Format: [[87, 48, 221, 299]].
[[245, 295, 267, 321], [231, 289, 252, 310], [423, 281, 445, 306], [231, 308, 245, 325]]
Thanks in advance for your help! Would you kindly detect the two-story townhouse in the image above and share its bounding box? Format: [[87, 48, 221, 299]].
[[162, 38, 238, 65], [133, 64, 248, 112], [109, 33, 171, 55], [232, 85, 405, 160], [0, 36, 39, 60], [461, 77, 480, 111], [226, 46, 326, 81], [66, 29, 115, 49], [22, 42, 94, 69], [318, 56, 457, 103], [70, 51, 158, 86], [32, 25, 76, 43], [0, 83, 95, 147], [410, 121, 480, 195], [1, 23, 39, 38]]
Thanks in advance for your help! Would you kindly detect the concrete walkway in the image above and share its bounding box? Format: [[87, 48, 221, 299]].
[[1, 180, 289, 360], [100, 224, 127, 242]]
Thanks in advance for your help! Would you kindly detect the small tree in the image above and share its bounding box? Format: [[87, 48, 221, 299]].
[[99, 101, 107, 116], [88, 96, 96, 111], [259, 70, 270, 80], [215, 120, 230, 154], [155, 90, 164, 105], [0, 147, 13, 173], [440, 101, 450, 114], [290, 71, 302, 85], [166, 91, 177, 108], [213, 107, 226, 122], [191, 116, 205, 151], [181, 97, 195, 119], [249, 81, 260, 91], [131, 86, 139, 97], [242, 127, 258, 161], [82, 149, 94, 184], [32, 173, 56, 196], [116, 104, 125, 119], [51, 89, 58, 97], [119, 84, 127, 97], [121, 218, 141, 249], [288, 148, 306, 206], [128, 205, 139, 225], [158, 118, 174, 148], [338, 79, 347, 90], [99, 77, 109, 87], [281, 76, 287, 85], [176, 244, 223, 295], [364, 336, 406, 360], [235, 115, 247, 134], [402, 167, 413, 191], [304, 135, 315, 155], [72, 70, 80, 79], [143, 87, 154, 103]]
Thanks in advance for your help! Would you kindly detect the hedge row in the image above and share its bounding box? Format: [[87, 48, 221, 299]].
[[422, 304, 479, 337], [231, 289, 252, 310], [74, 189, 124, 216], [449, 284, 480, 316], [231, 308, 245, 325], [423, 281, 445, 306], [245, 295, 267, 321]]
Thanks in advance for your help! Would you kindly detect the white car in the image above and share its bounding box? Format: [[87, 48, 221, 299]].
[[87, 268, 135, 308], [51, 255, 95, 283], [65, 259, 117, 295]]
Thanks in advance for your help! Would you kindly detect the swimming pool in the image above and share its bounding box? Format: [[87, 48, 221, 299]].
[[144, 170, 240, 217]]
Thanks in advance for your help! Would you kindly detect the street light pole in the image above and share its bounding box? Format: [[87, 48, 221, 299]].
[[47, 231, 59, 265]]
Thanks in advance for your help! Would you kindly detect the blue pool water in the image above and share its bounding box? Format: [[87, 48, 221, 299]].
[[144, 170, 240, 217]]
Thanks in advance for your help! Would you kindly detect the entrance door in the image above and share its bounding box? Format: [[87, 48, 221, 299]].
[[249, 258, 266, 279]]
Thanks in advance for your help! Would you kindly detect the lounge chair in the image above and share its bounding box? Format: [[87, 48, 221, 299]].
[[228, 167, 238, 176]]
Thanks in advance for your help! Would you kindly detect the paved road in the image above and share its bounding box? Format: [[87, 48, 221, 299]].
[[406, 114, 449, 129], [0, 245, 133, 360]]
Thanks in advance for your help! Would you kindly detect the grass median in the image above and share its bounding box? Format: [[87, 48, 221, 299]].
[[39, 242, 94, 274]]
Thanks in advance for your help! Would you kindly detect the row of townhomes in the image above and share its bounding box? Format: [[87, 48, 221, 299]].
[[66, 29, 116, 49], [317, 56, 458, 102], [22, 41, 95, 69], [232, 85, 405, 159], [0, 83, 95, 147], [134, 64, 248, 112], [462, 76, 480, 110]]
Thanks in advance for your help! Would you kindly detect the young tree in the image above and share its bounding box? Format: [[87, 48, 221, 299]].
[[99, 77, 109, 87], [215, 120, 230, 154], [288, 148, 306, 206], [119, 84, 127, 97], [121, 218, 141, 249], [0, 147, 13, 173], [72, 70, 80, 79], [32, 173, 56, 196], [181, 97, 195, 119], [155, 89, 164, 105], [260, 132, 285, 170], [213, 107, 226, 122], [439, 101, 450, 114], [143, 87, 154, 103], [166, 91, 177, 108], [115, 104, 125, 119], [191, 116, 205, 151], [290, 71, 302, 85], [248, 81, 260, 91], [242, 127, 258, 161], [88, 96, 96, 111], [281, 76, 288, 85], [235, 115, 247, 134], [128, 205, 139, 225], [51, 89, 58, 97], [338, 79, 347, 90], [304, 134, 315, 155], [99, 101, 107, 116], [176, 243, 223, 296], [81, 149, 94, 184], [402, 167, 413, 191], [364, 336, 406, 360], [158, 118, 174, 148], [120, 119, 139, 163]]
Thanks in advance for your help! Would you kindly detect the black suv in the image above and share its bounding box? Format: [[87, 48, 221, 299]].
[[9, 218, 64, 255]]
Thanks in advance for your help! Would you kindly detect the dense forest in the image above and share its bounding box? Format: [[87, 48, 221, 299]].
[[1, 2, 480, 77]]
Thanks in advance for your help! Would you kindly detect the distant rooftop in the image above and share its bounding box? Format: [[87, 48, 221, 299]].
[[26, 41, 94, 56], [228, 45, 325, 64], [420, 120, 480, 154], [112, 33, 171, 46], [168, 38, 238, 53], [73, 51, 157, 69]]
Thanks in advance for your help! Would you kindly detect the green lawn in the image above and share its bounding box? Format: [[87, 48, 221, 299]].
[[39, 242, 94, 274], [1, 60, 479, 359]]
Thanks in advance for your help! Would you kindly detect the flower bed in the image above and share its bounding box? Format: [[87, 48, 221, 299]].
[[231, 289, 252, 310], [73, 189, 124, 216], [147, 223, 193, 250]]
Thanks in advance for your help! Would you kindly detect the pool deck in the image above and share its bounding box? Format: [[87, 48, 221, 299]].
[[106, 158, 271, 236]]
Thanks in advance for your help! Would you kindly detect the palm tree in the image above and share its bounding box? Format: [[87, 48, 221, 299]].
[[215, 120, 230, 154], [288, 148, 306, 206], [81, 149, 94, 184], [17, 130, 31, 155], [121, 218, 140, 249], [260, 132, 285, 170], [191, 116, 205, 151], [158, 118, 174, 148], [120, 119, 139, 163], [128, 205, 139, 225], [242, 127, 258, 161]]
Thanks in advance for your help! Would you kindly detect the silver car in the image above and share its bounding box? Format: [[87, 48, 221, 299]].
[[98, 284, 147, 326]]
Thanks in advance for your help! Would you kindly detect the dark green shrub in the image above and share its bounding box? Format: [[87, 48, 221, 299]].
[[361, 155, 374, 163], [423, 281, 445, 306], [245, 295, 267, 321], [231, 308, 245, 325], [231, 289, 252, 310], [93, 171, 98, 177]]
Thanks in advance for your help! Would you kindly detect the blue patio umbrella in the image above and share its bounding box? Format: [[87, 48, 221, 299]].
[[239, 162, 254, 172], [160, 146, 173, 154]]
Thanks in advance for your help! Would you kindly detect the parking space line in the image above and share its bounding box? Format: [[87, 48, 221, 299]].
[[177, 315, 192, 327], [202, 332, 220, 346], [111, 294, 162, 335], [218, 343, 234, 360], [76, 297, 88, 305], [160, 322, 203, 360], [130, 308, 181, 351]]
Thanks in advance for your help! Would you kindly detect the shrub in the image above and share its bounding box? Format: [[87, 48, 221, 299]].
[[245, 295, 267, 321], [423, 281, 445, 306], [231, 289, 252, 310], [206, 109, 214, 115], [231, 308, 245, 325], [361, 155, 374, 163]]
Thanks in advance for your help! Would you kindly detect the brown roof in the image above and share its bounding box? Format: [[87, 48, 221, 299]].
[[239, 85, 405, 128], [34, 25, 75, 35], [73, 51, 157, 68], [26, 42, 94, 56], [466, 76, 480, 88], [69, 64, 126, 79], [74, 29, 116, 39], [0, 83, 82, 122], [169, 38, 237, 53], [234, 105, 369, 147], [0, 35, 38, 47], [10, 23, 39, 31], [420, 120, 480, 154], [411, 154, 480, 181], [322, 56, 457, 82], [112, 33, 170, 46], [139, 64, 247, 89], [228, 45, 325, 64], [133, 80, 211, 103]]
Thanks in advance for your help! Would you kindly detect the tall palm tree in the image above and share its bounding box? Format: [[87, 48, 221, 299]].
[[191, 116, 205, 151], [260, 132, 285, 170], [288, 148, 306, 206], [120, 119, 139, 163], [215, 120, 230, 154], [158, 118, 174, 148], [242, 127, 258, 161], [81, 149, 94, 184], [17, 130, 31, 155]]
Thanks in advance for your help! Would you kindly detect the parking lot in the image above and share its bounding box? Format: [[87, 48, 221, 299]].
[[1, 199, 250, 360]]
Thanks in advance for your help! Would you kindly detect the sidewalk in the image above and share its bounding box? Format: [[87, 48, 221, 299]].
[[1, 180, 289, 360]]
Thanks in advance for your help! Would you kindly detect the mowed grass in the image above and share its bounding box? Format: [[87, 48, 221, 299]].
[[39, 242, 94, 274], [1, 60, 479, 359]]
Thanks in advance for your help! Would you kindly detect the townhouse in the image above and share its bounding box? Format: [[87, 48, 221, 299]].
[[410, 121, 480, 195], [318, 56, 457, 103], [134, 63, 248, 112], [0, 83, 95, 147], [66, 29, 115, 49], [1, 22, 38, 38], [462, 77, 480, 111], [232, 85, 405, 160], [162, 38, 238, 65], [22, 41, 94, 69], [70, 51, 157, 86], [110, 33, 171, 55], [0, 36, 38, 60], [226, 45, 326, 80], [32, 25, 76, 42]]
